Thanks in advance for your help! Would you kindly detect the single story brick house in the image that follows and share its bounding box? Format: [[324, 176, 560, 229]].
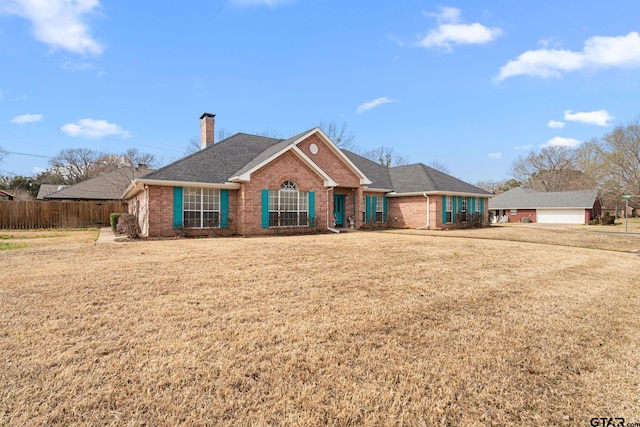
[[488, 187, 601, 224], [123, 113, 491, 237]]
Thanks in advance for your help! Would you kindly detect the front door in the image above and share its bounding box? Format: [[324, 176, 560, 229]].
[[333, 194, 345, 227]]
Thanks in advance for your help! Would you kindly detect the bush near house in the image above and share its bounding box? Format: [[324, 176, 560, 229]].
[[110, 213, 122, 233], [116, 213, 140, 239]]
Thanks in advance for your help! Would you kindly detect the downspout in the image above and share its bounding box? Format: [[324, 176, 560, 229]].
[[416, 193, 430, 230]]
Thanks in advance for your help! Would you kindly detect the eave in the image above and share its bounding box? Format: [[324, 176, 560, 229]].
[[122, 179, 241, 199]]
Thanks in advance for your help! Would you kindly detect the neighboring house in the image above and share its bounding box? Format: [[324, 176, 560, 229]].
[[43, 167, 150, 201], [123, 113, 492, 237], [36, 184, 67, 200], [0, 189, 15, 200], [488, 187, 601, 224]]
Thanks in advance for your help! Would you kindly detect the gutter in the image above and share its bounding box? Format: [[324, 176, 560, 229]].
[[122, 178, 242, 199]]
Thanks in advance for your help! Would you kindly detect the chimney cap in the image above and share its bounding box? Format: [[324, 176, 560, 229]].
[[200, 112, 216, 120]]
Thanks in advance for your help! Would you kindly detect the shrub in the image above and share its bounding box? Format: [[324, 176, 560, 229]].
[[116, 214, 141, 239], [110, 213, 122, 233]]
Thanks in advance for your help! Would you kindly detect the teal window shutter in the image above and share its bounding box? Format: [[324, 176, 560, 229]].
[[371, 196, 377, 222], [471, 197, 476, 215], [220, 189, 229, 228], [261, 189, 269, 228], [480, 198, 485, 214], [173, 187, 183, 229], [442, 195, 447, 224], [309, 191, 315, 224], [365, 196, 371, 223], [383, 196, 388, 222]]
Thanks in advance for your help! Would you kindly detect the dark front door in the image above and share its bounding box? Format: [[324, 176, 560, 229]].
[[333, 194, 345, 227]]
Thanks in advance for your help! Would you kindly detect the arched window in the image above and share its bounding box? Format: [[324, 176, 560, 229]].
[[268, 180, 309, 227]]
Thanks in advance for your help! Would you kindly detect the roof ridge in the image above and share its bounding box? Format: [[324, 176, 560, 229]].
[[417, 163, 437, 191]]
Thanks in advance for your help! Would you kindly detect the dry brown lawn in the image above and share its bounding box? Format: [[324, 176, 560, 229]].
[[1, 226, 639, 426]]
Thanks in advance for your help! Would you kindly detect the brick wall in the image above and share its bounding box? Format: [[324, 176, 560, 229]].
[[239, 150, 328, 236], [506, 209, 536, 223], [297, 134, 361, 187], [389, 195, 490, 229], [388, 196, 429, 228]]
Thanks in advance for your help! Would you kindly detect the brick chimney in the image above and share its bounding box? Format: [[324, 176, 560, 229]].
[[200, 112, 216, 149]]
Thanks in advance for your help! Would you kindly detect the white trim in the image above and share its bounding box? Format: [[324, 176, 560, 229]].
[[122, 179, 241, 199], [362, 187, 393, 193], [230, 140, 338, 187], [386, 191, 493, 198], [293, 128, 372, 185]]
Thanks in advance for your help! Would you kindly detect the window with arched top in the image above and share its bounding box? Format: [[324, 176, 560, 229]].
[[268, 180, 309, 227]]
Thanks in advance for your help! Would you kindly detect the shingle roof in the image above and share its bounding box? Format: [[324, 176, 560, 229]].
[[488, 187, 598, 209], [342, 150, 393, 189], [389, 163, 491, 195], [143, 133, 284, 183], [36, 184, 66, 200], [0, 189, 15, 198], [45, 168, 150, 200]]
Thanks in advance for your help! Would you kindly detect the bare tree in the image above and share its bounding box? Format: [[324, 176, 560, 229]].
[[361, 145, 409, 168], [427, 160, 450, 174], [510, 146, 593, 192], [49, 148, 102, 184], [316, 120, 357, 151], [49, 147, 156, 184], [0, 146, 6, 163], [599, 118, 640, 197]]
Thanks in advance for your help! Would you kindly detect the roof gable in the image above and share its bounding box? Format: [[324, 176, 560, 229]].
[[230, 128, 370, 186]]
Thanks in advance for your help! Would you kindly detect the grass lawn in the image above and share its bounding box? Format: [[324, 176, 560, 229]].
[[1, 227, 639, 426]]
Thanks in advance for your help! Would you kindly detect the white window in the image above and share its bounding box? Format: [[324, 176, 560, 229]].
[[269, 180, 309, 227], [446, 196, 453, 223], [376, 197, 384, 222], [460, 197, 468, 222], [183, 188, 220, 228], [475, 197, 480, 213]]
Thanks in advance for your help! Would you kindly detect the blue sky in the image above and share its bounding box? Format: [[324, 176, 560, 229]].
[[2, 0, 640, 184]]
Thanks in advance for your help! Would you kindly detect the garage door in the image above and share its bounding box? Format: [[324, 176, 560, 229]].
[[536, 209, 585, 224]]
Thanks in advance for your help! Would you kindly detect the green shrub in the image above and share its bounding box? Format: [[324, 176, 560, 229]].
[[110, 213, 123, 233], [116, 214, 141, 239]]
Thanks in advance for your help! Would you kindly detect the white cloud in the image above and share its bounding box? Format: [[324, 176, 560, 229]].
[[548, 120, 565, 129], [229, 0, 293, 6], [32, 166, 46, 174], [61, 118, 130, 138], [514, 144, 533, 150], [497, 32, 640, 80], [356, 97, 395, 114], [418, 7, 502, 52], [563, 109, 613, 126], [60, 59, 94, 71], [541, 136, 582, 148], [10, 113, 43, 124], [0, 0, 104, 55], [488, 152, 502, 159]]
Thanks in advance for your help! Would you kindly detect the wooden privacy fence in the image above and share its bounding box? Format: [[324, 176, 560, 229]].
[[0, 200, 128, 229]]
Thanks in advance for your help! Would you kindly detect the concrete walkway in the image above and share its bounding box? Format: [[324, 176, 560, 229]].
[[97, 227, 124, 243]]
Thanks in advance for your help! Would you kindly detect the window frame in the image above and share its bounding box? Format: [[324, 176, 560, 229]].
[[183, 187, 221, 228], [445, 196, 453, 223], [460, 197, 468, 222], [268, 180, 309, 227]]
